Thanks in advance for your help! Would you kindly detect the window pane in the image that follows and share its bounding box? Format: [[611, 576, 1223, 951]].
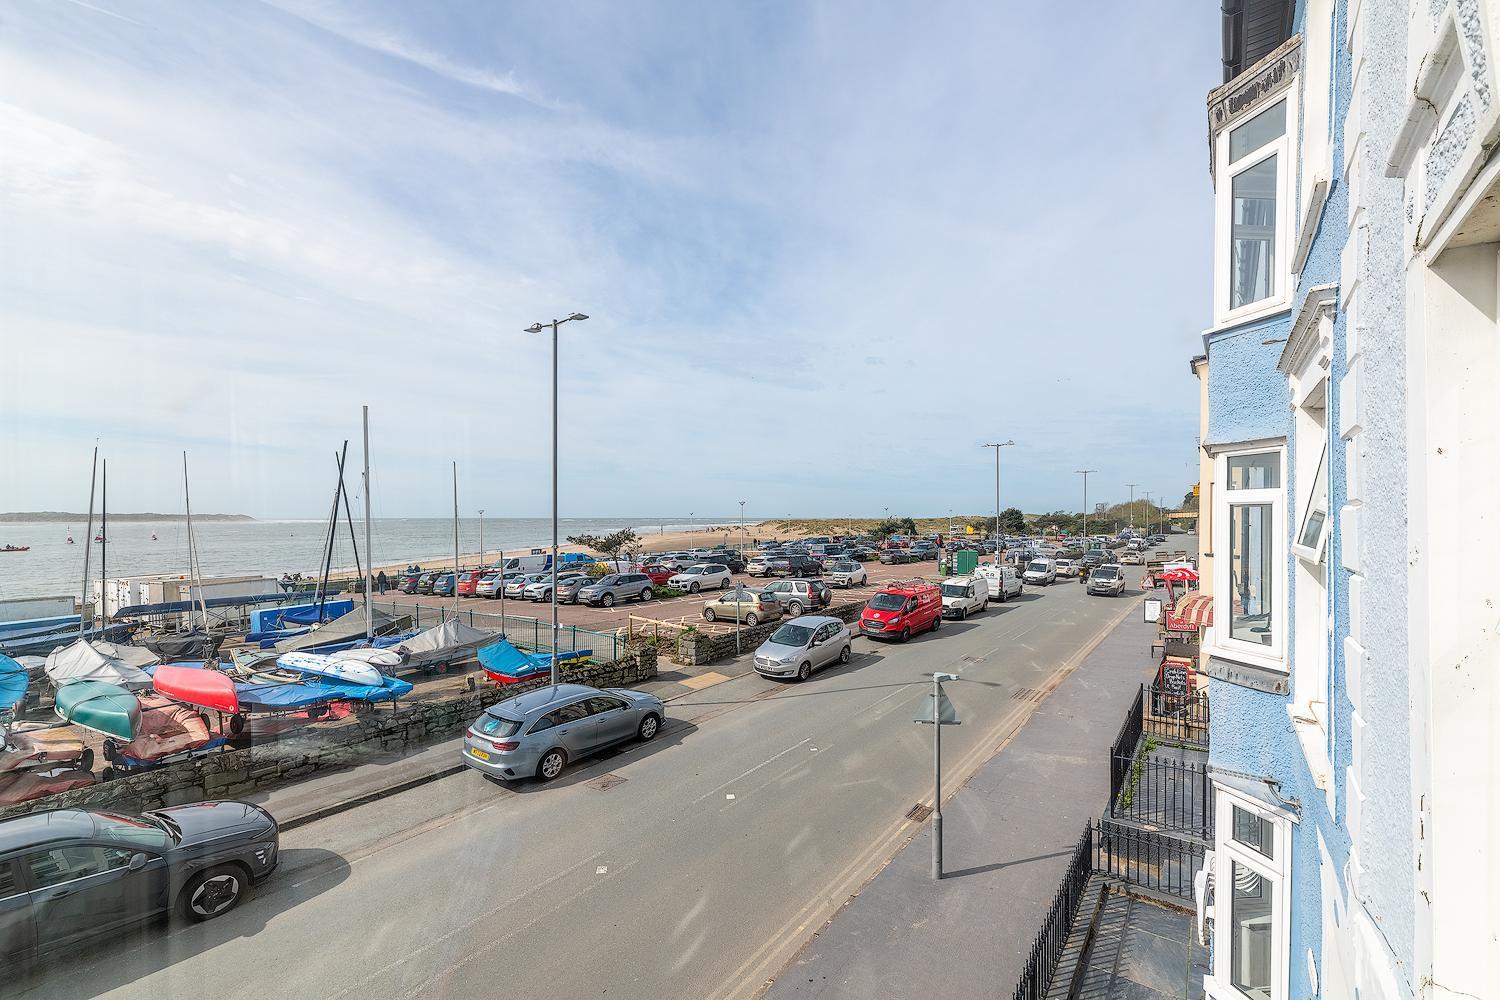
[[1297, 445, 1329, 553], [1229, 99, 1286, 163], [1227, 453, 1281, 490], [1229, 503, 1275, 647], [1230, 156, 1278, 309], [1230, 861, 1275, 999], [1232, 805, 1274, 859]]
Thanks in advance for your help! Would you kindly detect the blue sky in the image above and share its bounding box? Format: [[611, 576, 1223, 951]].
[[0, 1, 1220, 520]]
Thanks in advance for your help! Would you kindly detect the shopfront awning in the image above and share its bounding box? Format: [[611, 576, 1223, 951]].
[[1168, 593, 1214, 631]]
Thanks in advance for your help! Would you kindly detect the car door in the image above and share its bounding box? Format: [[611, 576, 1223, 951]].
[[813, 623, 840, 668], [0, 857, 36, 967], [584, 695, 636, 749], [24, 843, 164, 952], [535, 701, 592, 758]]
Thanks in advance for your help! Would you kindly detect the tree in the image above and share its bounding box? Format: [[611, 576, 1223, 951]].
[[1181, 488, 1199, 512], [897, 516, 917, 536], [873, 518, 903, 539], [566, 527, 639, 563], [999, 507, 1026, 534]]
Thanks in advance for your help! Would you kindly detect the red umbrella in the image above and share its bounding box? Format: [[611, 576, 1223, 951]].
[[1159, 567, 1199, 582]]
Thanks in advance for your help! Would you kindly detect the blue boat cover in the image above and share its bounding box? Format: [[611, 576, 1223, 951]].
[[0, 653, 27, 714], [143, 659, 411, 710], [477, 640, 591, 679]]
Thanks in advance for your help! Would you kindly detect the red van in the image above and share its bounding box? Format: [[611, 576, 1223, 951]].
[[860, 583, 943, 641]]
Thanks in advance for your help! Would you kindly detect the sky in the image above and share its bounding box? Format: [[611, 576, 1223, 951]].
[[0, 0, 1221, 520]]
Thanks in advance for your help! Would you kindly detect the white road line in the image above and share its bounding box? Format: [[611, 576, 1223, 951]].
[[691, 738, 813, 804]]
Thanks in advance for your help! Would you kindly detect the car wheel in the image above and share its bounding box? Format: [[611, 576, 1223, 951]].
[[181, 865, 247, 922], [839, 645, 852, 664], [786, 600, 804, 616], [689, 582, 700, 593], [745, 612, 759, 626], [601, 593, 615, 608], [638, 713, 661, 741], [957, 607, 967, 620], [797, 661, 812, 682], [641, 588, 654, 601], [79, 747, 95, 772], [704, 608, 717, 621], [720, 578, 731, 590], [899, 628, 911, 642], [537, 748, 567, 781]]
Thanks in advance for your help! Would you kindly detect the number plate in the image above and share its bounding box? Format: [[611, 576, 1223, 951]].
[[470, 748, 491, 761]]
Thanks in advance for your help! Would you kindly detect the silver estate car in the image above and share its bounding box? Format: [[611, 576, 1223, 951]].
[[462, 683, 666, 782], [523, 572, 588, 602], [753, 615, 853, 681], [577, 572, 655, 607]]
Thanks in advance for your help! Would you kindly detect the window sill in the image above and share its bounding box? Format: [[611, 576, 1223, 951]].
[[1206, 296, 1294, 338], [1205, 641, 1289, 695]]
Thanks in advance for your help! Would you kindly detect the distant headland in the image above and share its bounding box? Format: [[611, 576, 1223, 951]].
[[0, 512, 256, 523]]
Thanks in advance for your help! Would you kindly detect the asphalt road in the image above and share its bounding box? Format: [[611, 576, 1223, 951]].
[[21, 577, 1146, 1000]]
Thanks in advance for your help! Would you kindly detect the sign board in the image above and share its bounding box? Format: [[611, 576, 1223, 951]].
[[1159, 659, 1193, 701], [1192, 483, 1201, 497], [1143, 597, 1163, 623], [1094, 502, 1106, 513], [530, 548, 543, 555], [914, 690, 960, 725]]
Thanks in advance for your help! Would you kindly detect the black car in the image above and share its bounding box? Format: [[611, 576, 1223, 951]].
[[704, 550, 747, 573], [878, 548, 911, 565], [1, 803, 279, 968], [416, 571, 441, 595], [767, 554, 819, 577]]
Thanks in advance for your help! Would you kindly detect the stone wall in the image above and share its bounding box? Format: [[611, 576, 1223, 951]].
[[0, 646, 657, 821], [674, 599, 865, 665]]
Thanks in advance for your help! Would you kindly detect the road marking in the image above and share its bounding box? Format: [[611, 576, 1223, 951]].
[[692, 737, 813, 804]]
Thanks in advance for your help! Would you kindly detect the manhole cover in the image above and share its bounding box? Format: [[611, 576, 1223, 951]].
[[586, 773, 628, 791], [906, 803, 933, 822], [1012, 687, 1043, 703]]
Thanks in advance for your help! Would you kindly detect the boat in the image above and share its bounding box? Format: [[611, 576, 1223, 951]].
[[0, 726, 93, 775], [329, 647, 405, 669], [0, 768, 96, 806], [94, 534, 105, 543], [478, 640, 592, 685], [44, 639, 158, 690], [54, 680, 142, 740], [0, 654, 26, 717], [153, 663, 238, 715], [1, 545, 30, 553], [377, 618, 497, 675], [276, 650, 382, 687], [101, 694, 227, 775], [150, 532, 157, 541], [66, 531, 74, 545]]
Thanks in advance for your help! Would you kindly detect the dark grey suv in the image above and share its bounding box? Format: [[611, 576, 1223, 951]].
[[768, 554, 819, 577], [2, 803, 279, 968]]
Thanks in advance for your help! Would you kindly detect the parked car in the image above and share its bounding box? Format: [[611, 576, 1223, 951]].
[[556, 574, 592, 604], [668, 564, 732, 593], [976, 563, 1024, 601], [860, 583, 943, 641], [1053, 558, 1079, 578], [702, 588, 782, 625], [768, 554, 819, 578], [457, 571, 485, 598], [759, 579, 832, 616], [848, 544, 878, 561], [1087, 564, 1127, 596], [432, 573, 456, 597], [480, 571, 523, 599], [878, 548, 911, 565], [752, 616, 853, 681], [398, 572, 422, 594], [0, 802, 280, 968], [940, 576, 990, 619], [577, 573, 656, 608], [505, 573, 548, 600], [640, 564, 675, 586], [704, 550, 746, 573], [826, 560, 868, 588], [658, 553, 698, 572], [746, 556, 774, 577], [416, 571, 441, 595], [1023, 558, 1057, 586], [461, 683, 665, 782], [524, 573, 589, 602], [908, 543, 938, 561]]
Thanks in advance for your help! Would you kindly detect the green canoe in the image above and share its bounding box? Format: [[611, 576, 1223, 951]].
[[54, 681, 141, 741]]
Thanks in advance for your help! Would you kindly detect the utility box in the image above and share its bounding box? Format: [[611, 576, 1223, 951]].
[[955, 550, 978, 575]]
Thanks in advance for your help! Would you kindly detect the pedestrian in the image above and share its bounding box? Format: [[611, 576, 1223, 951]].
[[377, 570, 388, 595], [279, 573, 291, 593]]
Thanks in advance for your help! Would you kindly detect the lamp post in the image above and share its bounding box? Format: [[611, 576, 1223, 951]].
[[983, 441, 1016, 555], [915, 672, 960, 879], [525, 311, 589, 685], [738, 500, 747, 553], [1077, 470, 1097, 547], [478, 509, 485, 567], [1125, 485, 1137, 532]]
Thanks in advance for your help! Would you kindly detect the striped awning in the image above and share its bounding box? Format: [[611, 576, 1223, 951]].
[[1168, 593, 1214, 630]]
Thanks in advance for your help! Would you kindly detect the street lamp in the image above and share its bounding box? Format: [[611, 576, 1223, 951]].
[[738, 500, 747, 553], [478, 509, 485, 566], [983, 441, 1016, 555], [525, 311, 588, 685], [1076, 470, 1097, 547], [1124, 485, 1137, 532]]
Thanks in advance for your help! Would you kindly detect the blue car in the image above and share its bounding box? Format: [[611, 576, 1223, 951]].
[[432, 573, 455, 597]]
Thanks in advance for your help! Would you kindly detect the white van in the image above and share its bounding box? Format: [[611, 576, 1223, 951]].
[[940, 576, 990, 619], [976, 563, 1024, 601], [501, 554, 553, 573], [1023, 558, 1057, 586]]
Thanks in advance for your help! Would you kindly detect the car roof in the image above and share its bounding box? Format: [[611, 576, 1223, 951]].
[[487, 683, 600, 718], [782, 615, 841, 627], [0, 809, 100, 855]]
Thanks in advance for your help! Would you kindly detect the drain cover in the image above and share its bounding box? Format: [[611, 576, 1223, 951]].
[[906, 803, 933, 822], [586, 773, 628, 791]]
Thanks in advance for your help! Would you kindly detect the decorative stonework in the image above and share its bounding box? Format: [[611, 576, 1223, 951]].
[[1207, 34, 1302, 179]]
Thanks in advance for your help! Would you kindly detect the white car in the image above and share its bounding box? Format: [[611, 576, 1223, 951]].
[[668, 564, 732, 593], [1119, 550, 1144, 565], [505, 573, 549, 599], [826, 560, 868, 588], [523, 572, 589, 601]]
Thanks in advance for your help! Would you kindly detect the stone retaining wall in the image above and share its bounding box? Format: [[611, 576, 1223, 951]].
[[0, 647, 658, 821], [674, 599, 865, 665]]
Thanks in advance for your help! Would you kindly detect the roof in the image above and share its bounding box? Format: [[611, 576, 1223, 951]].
[[783, 615, 842, 627], [488, 683, 597, 717], [1221, 0, 1294, 83], [0, 809, 99, 855]]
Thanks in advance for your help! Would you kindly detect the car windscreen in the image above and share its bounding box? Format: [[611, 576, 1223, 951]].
[[1027, 561, 1048, 572], [95, 812, 174, 848], [941, 584, 969, 597], [831, 562, 857, 571], [478, 714, 524, 737], [768, 624, 813, 646], [1093, 567, 1120, 578], [868, 593, 905, 611]]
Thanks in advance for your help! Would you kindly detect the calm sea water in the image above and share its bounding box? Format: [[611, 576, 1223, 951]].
[[0, 517, 744, 601]]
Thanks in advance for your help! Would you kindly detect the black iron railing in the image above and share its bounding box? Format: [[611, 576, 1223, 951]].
[[1094, 817, 1205, 900], [1107, 685, 1145, 813], [1144, 681, 1210, 748], [1110, 750, 1213, 839], [1011, 825, 1095, 1000]]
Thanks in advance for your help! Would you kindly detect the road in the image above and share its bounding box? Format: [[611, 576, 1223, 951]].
[[21, 577, 1146, 1000]]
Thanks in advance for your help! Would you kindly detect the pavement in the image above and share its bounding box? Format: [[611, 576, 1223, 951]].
[[766, 605, 1161, 1000], [14, 573, 1154, 1000], [1072, 886, 1208, 1000]]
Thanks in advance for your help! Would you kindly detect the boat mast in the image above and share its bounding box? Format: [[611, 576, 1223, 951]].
[[316, 443, 349, 623], [183, 452, 208, 631], [79, 446, 97, 637], [100, 459, 108, 629], [452, 462, 460, 618], [362, 406, 373, 644], [338, 466, 364, 586]]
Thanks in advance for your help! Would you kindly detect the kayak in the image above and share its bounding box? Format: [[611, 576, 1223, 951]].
[[276, 650, 381, 688], [153, 663, 239, 715], [54, 681, 142, 741]]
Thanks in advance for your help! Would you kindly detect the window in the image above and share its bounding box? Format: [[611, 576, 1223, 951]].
[[0, 861, 15, 899], [1211, 790, 1291, 1000], [1213, 447, 1287, 667], [1215, 94, 1295, 325], [1293, 444, 1329, 560], [26, 845, 133, 888], [585, 697, 627, 715]]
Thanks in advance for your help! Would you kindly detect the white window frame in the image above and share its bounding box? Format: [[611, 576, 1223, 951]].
[[1214, 91, 1298, 329], [1211, 445, 1288, 671], [1207, 787, 1293, 1000]]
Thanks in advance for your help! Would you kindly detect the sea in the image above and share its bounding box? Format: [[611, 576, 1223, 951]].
[[0, 517, 746, 601]]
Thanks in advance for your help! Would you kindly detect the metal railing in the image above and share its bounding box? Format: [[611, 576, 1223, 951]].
[[1012, 825, 1094, 1000], [1110, 749, 1213, 840], [377, 602, 623, 661], [1107, 685, 1145, 813], [1093, 818, 1204, 900], [1144, 680, 1210, 748]]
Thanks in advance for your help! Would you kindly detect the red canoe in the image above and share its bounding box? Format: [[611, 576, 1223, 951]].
[[153, 664, 239, 715]]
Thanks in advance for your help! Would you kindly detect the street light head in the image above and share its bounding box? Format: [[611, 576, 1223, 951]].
[[524, 323, 545, 334], [568, 312, 589, 322]]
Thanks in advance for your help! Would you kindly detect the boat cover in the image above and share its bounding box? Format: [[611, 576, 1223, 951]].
[[0, 769, 96, 806], [113, 696, 225, 764], [140, 630, 221, 661], [54, 681, 142, 740], [44, 639, 157, 690], [272, 607, 408, 654], [392, 619, 497, 666], [478, 640, 591, 683], [0, 654, 26, 715]]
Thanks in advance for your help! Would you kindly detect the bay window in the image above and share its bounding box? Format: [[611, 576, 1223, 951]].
[[1215, 93, 1295, 326], [1212, 446, 1287, 668]]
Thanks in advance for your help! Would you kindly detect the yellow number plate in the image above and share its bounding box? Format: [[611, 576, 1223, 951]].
[[470, 748, 490, 761]]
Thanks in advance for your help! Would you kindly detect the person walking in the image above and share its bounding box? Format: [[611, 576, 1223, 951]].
[[377, 570, 388, 595]]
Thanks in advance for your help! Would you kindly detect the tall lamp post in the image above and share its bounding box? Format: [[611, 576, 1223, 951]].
[[478, 509, 485, 567], [983, 441, 1016, 555], [1124, 485, 1137, 532], [738, 500, 747, 553], [1076, 470, 1097, 547], [525, 311, 589, 685]]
